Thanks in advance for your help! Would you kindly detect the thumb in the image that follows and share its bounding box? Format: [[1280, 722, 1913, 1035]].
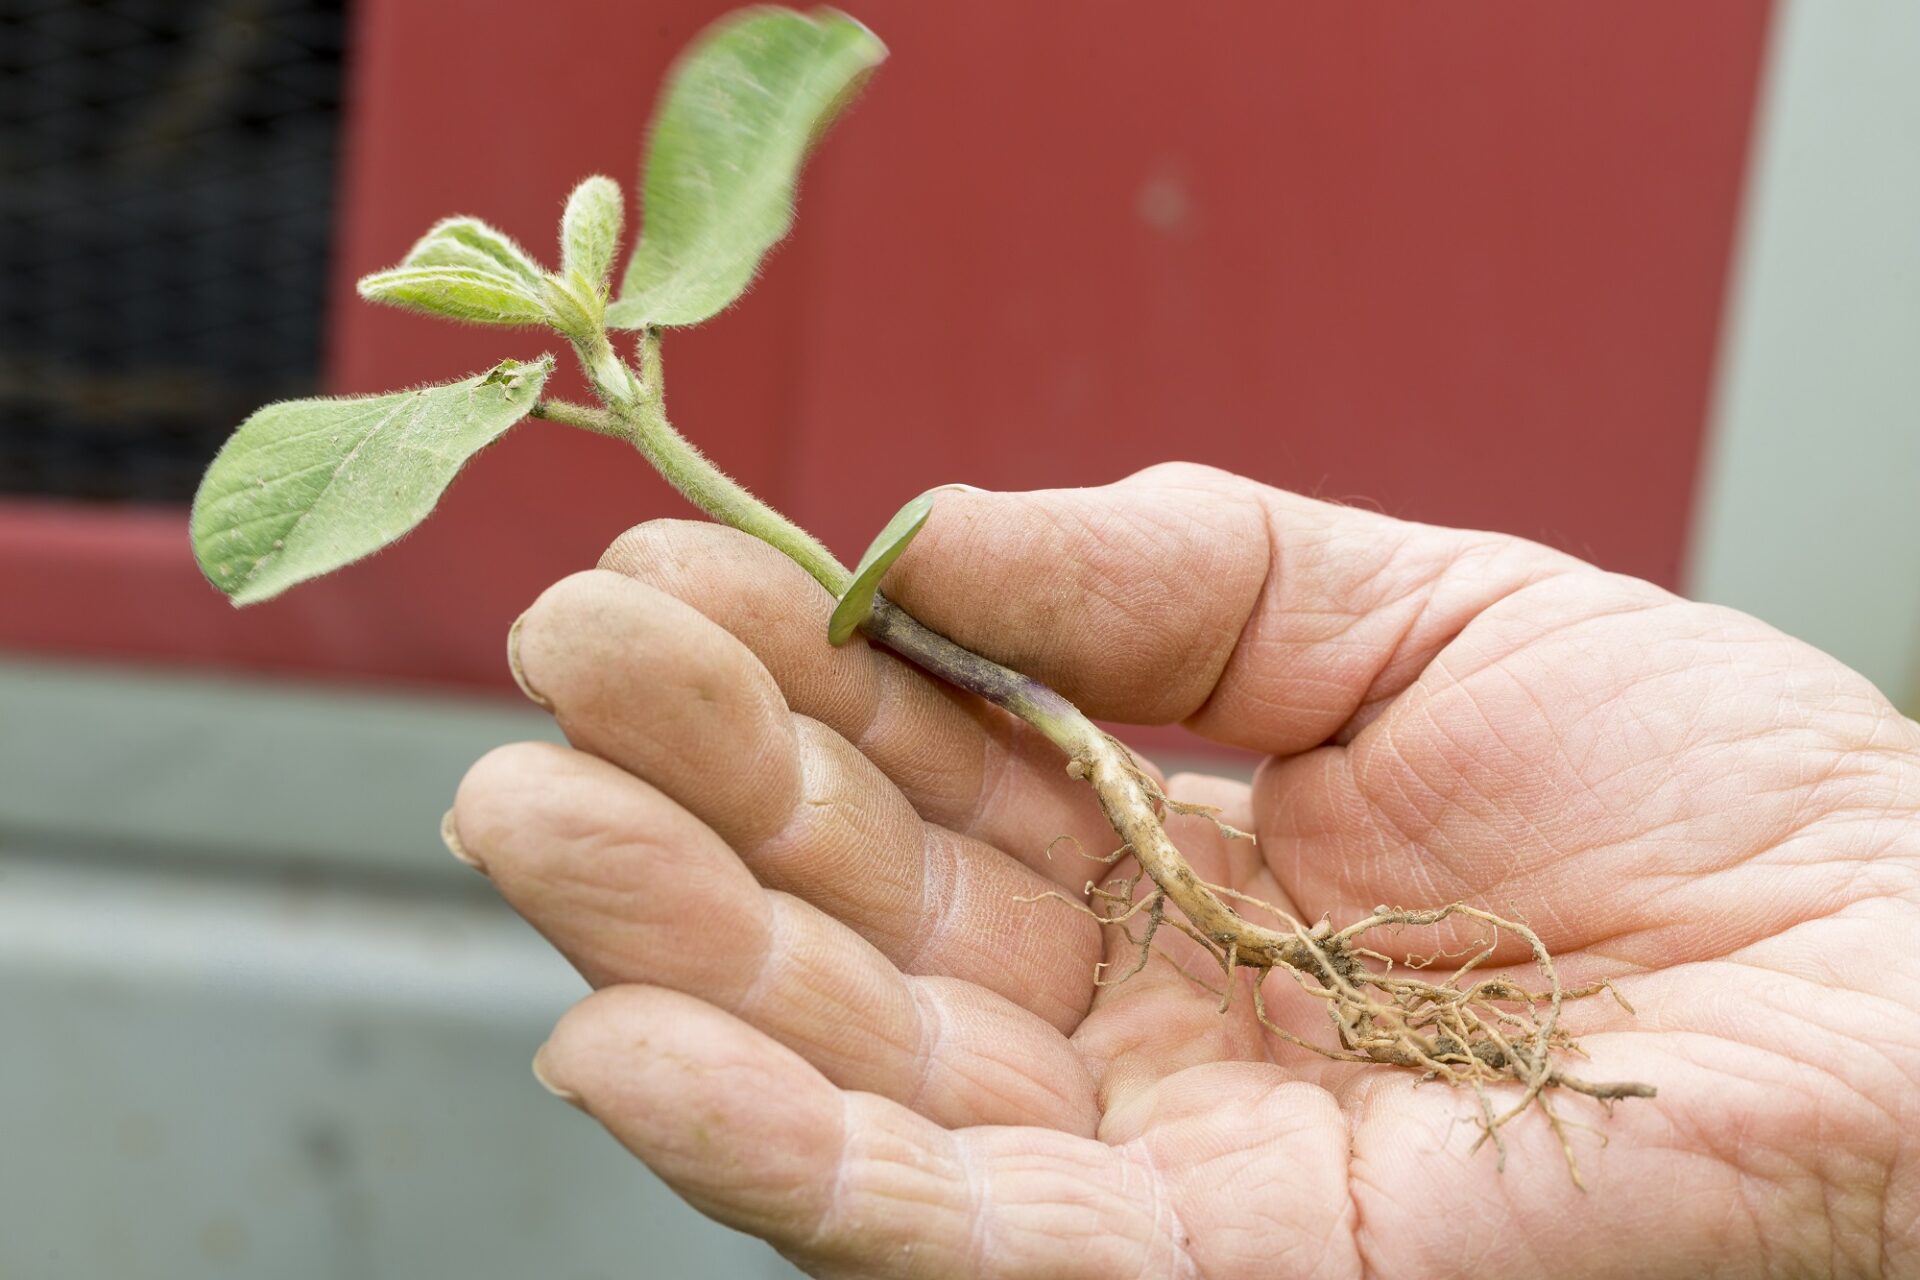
[[883, 462, 1587, 754]]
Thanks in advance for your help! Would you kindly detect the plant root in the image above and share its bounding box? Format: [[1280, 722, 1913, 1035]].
[[859, 597, 1652, 1184], [1031, 777, 1656, 1189]]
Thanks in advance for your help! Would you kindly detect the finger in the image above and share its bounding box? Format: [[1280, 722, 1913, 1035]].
[[510, 571, 1102, 1030], [536, 986, 1198, 1280], [882, 461, 1586, 752], [599, 519, 1132, 883], [452, 743, 1096, 1132]]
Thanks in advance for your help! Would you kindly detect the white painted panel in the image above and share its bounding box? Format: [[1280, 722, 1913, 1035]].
[[1691, 0, 1920, 714]]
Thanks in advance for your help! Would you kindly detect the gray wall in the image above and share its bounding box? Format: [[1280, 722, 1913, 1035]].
[[0, 659, 799, 1279]]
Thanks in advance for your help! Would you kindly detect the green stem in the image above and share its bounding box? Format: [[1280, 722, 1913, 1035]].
[[528, 398, 630, 441], [573, 329, 851, 598]]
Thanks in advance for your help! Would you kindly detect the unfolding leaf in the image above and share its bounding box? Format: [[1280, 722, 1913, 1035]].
[[403, 217, 546, 287], [561, 176, 625, 289], [608, 8, 885, 329], [403, 237, 529, 280], [828, 489, 934, 645], [191, 357, 553, 605], [357, 266, 551, 328], [539, 271, 605, 342]]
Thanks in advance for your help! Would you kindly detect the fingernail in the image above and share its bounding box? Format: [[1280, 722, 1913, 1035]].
[[440, 808, 485, 875], [531, 1042, 582, 1107], [506, 611, 553, 710]]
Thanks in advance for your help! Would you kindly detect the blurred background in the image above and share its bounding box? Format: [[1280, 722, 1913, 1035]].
[[3, 0, 1915, 1275]]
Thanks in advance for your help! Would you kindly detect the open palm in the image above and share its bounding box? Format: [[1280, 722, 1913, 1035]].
[[453, 465, 1920, 1278]]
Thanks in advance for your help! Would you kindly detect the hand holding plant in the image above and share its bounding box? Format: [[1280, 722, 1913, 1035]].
[[189, 9, 1920, 1274], [454, 468, 1920, 1277]]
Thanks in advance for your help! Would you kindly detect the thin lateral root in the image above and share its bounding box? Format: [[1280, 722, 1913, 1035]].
[[1023, 877, 1656, 1186]]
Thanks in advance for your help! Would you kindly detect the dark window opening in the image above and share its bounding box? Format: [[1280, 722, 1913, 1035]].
[[1, 0, 349, 503]]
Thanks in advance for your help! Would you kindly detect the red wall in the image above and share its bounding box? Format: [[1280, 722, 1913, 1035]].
[[4, 1, 1774, 698]]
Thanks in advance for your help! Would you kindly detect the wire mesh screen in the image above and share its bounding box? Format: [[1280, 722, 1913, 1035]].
[[1, 0, 348, 503]]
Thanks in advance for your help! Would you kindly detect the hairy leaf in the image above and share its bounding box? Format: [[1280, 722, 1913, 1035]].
[[404, 217, 545, 287], [828, 488, 934, 645], [609, 8, 885, 329], [561, 176, 625, 289], [191, 357, 553, 605], [403, 237, 530, 280], [358, 266, 552, 328], [540, 271, 606, 341]]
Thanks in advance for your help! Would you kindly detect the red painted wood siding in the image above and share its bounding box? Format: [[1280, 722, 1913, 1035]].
[[3, 1, 1774, 698]]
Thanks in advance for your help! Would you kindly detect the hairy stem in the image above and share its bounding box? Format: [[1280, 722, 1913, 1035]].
[[527, 397, 631, 441], [571, 329, 851, 598]]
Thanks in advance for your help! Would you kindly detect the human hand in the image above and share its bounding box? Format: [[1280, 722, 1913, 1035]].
[[450, 464, 1920, 1278]]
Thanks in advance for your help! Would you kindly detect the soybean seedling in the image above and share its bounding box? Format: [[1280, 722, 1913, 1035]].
[[190, 6, 1653, 1182]]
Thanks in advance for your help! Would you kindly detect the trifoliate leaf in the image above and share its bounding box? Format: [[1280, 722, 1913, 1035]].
[[191, 357, 553, 605], [608, 8, 885, 329], [561, 176, 624, 289]]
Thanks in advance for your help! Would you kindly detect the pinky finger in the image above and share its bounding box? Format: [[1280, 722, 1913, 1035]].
[[535, 986, 1195, 1280]]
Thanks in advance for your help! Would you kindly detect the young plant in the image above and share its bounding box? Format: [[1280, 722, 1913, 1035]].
[[191, 5, 1652, 1179]]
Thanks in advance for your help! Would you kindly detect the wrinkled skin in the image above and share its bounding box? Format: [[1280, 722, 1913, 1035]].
[[452, 465, 1920, 1279]]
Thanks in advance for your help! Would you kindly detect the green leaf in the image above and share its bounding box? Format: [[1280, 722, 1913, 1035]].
[[355, 216, 552, 327], [608, 7, 886, 329], [560, 176, 624, 289], [403, 237, 531, 280], [358, 266, 552, 328], [191, 357, 554, 605], [828, 489, 934, 645], [539, 271, 605, 342], [403, 217, 545, 287]]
